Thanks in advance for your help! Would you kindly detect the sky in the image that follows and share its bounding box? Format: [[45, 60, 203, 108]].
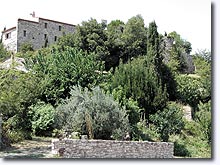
[[0, 0, 210, 53]]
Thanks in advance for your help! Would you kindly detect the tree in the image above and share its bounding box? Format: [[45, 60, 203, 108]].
[[193, 50, 211, 103], [111, 57, 167, 126], [73, 18, 109, 62], [105, 20, 125, 70], [0, 69, 43, 141], [146, 24, 179, 101], [25, 46, 107, 106], [175, 74, 209, 110], [146, 21, 162, 77], [167, 31, 193, 73], [56, 86, 130, 140], [194, 49, 211, 63], [121, 15, 147, 62], [57, 33, 75, 49]]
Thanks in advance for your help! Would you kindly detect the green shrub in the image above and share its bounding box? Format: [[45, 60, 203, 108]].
[[0, 42, 10, 62], [5, 130, 25, 143], [56, 85, 130, 140], [150, 102, 184, 142], [29, 102, 55, 136], [174, 140, 191, 157], [111, 86, 141, 126], [2, 115, 32, 144], [19, 43, 34, 53], [52, 129, 64, 138], [132, 121, 160, 141], [195, 101, 211, 142], [183, 120, 201, 137], [175, 75, 206, 108]]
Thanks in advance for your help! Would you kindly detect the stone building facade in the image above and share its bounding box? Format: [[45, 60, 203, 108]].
[[1, 17, 75, 52]]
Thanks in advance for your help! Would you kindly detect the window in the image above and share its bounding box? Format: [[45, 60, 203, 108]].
[[59, 25, 62, 31], [54, 36, 57, 42], [44, 34, 47, 39], [5, 32, 11, 39], [45, 23, 47, 28], [23, 30, 26, 37]]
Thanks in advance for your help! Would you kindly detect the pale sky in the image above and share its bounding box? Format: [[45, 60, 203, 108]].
[[0, 0, 211, 53]]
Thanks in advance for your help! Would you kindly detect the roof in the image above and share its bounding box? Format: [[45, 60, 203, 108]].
[[2, 17, 75, 34], [2, 26, 16, 33], [39, 17, 76, 27], [17, 17, 75, 27], [18, 18, 39, 24]]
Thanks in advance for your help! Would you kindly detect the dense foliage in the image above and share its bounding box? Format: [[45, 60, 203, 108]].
[[29, 102, 55, 136], [0, 69, 43, 142], [111, 57, 167, 124], [25, 47, 107, 106], [150, 102, 184, 142], [56, 86, 130, 140], [0, 15, 211, 158], [0, 42, 10, 62]]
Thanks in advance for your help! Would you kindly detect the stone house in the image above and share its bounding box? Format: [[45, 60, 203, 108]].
[[1, 16, 75, 52]]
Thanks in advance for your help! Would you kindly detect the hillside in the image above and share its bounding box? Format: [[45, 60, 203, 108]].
[[0, 15, 211, 158]]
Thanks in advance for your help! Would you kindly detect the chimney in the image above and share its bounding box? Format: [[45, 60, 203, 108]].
[[30, 11, 35, 18]]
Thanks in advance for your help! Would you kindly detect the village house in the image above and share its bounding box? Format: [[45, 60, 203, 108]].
[[1, 13, 75, 52]]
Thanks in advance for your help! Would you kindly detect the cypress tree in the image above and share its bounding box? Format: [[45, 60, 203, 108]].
[[146, 21, 163, 79], [143, 21, 168, 125]]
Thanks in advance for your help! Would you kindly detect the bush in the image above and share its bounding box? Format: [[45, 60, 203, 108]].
[[29, 102, 55, 136], [150, 102, 184, 142], [2, 114, 32, 145], [195, 101, 211, 142], [2, 116, 26, 143], [56, 85, 130, 140], [132, 121, 160, 141], [4, 130, 25, 143], [175, 75, 205, 108], [111, 86, 141, 126], [174, 141, 191, 157], [19, 43, 34, 53], [0, 42, 10, 62]]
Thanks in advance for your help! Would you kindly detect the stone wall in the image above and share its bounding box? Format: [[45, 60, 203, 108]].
[[52, 139, 174, 158]]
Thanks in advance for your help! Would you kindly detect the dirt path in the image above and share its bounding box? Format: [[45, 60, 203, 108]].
[[0, 137, 55, 159]]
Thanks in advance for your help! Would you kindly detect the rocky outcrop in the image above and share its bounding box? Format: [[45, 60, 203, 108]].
[[161, 36, 195, 73], [0, 57, 28, 72]]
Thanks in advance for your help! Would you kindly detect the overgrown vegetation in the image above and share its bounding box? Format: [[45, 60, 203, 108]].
[[0, 15, 211, 158], [56, 86, 130, 140], [0, 42, 10, 62]]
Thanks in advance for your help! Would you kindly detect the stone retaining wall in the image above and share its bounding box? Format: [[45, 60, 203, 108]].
[[52, 139, 174, 158]]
